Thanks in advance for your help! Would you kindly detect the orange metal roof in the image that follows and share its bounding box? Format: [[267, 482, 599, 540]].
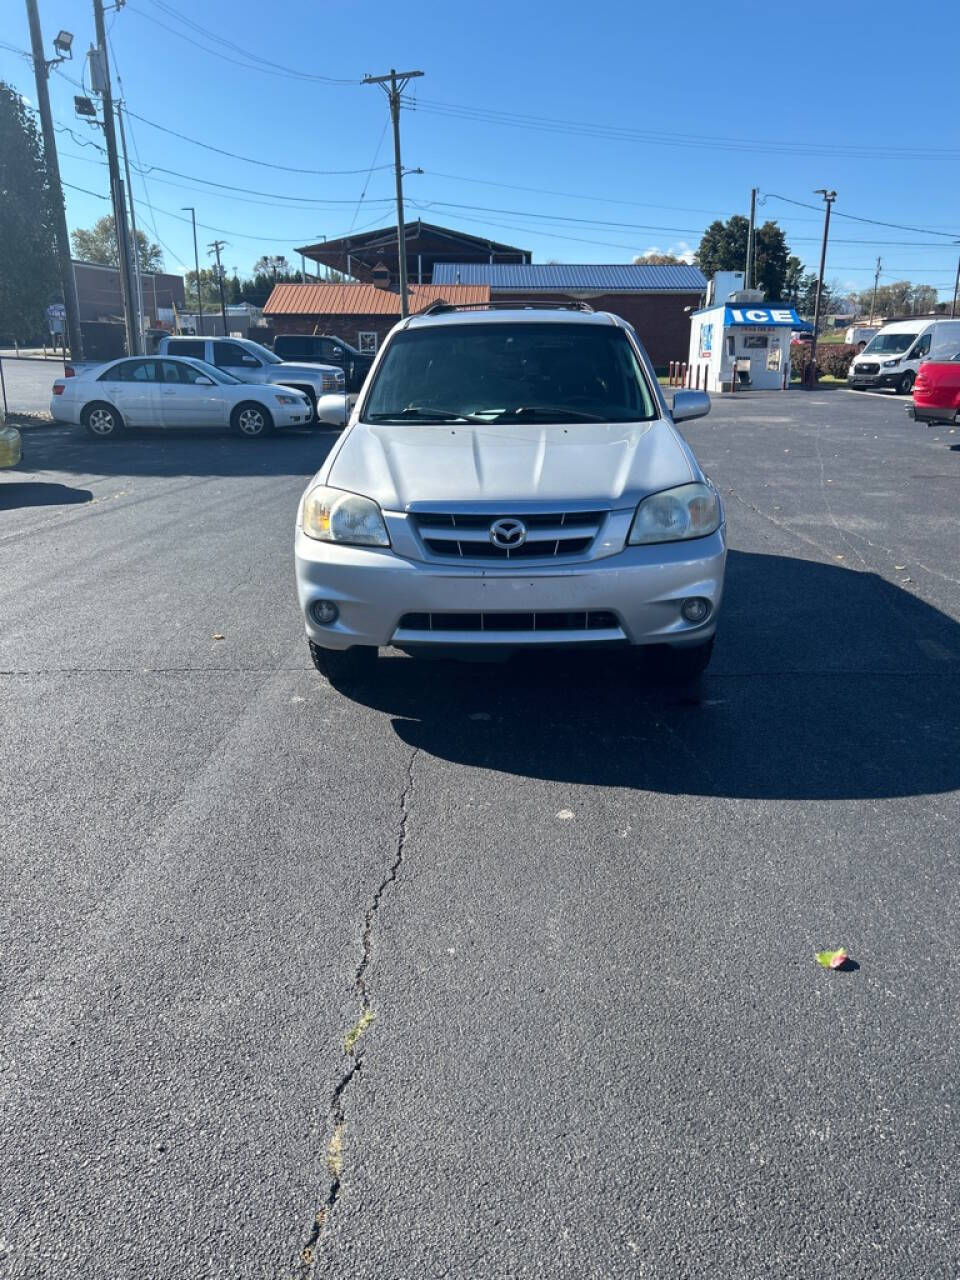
[[264, 282, 491, 317]]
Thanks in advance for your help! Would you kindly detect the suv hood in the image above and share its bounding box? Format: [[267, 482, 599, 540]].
[[324, 419, 695, 510], [271, 361, 339, 378]]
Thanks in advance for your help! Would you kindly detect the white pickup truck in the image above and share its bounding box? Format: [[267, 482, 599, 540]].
[[156, 335, 345, 413]]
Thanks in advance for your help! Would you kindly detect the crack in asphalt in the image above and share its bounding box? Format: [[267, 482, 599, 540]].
[[296, 746, 420, 1275]]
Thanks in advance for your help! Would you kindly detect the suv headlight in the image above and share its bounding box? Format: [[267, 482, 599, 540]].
[[882, 358, 901, 367], [627, 482, 720, 545], [301, 485, 390, 547]]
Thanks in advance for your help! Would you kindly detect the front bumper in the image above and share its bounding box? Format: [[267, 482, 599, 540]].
[[906, 402, 959, 424], [296, 527, 727, 652], [274, 401, 314, 428], [847, 371, 903, 389]]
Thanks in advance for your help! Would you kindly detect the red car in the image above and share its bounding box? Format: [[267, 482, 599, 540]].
[[909, 353, 960, 424]]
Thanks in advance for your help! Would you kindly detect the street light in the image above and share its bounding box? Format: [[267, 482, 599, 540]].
[[807, 189, 837, 387], [53, 30, 73, 57], [181, 206, 203, 335]]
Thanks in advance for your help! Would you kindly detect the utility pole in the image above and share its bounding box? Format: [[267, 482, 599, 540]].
[[182, 206, 203, 334], [208, 240, 228, 336], [869, 256, 881, 324], [744, 186, 758, 291], [24, 0, 84, 360], [91, 0, 138, 354], [362, 68, 423, 318], [808, 189, 837, 388], [116, 102, 145, 351], [951, 249, 960, 319]]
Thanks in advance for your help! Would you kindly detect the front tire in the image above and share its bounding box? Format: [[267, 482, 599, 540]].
[[897, 371, 915, 395], [82, 401, 124, 439], [231, 401, 274, 438], [308, 640, 377, 687], [649, 636, 715, 683]]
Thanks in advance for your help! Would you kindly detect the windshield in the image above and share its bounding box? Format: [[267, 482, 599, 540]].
[[862, 332, 916, 354], [362, 322, 657, 424], [183, 357, 240, 385], [242, 339, 282, 364]]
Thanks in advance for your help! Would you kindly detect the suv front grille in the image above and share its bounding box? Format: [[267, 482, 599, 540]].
[[398, 610, 619, 632], [411, 510, 605, 559]]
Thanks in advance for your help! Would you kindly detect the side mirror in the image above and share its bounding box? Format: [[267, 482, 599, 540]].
[[671, 389, 710, 423], [314, 392, 349, 428], [194, 375, 214, 386]]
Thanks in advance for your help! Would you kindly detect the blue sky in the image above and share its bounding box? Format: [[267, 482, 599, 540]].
[[4, 0, 960, 298]]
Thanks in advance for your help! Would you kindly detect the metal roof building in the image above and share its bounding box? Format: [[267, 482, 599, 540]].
[[433, 263, 708, 293]]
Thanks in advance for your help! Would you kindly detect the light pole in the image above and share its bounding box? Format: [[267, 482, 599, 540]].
[[182, 206, 203, 334], [808, 189, 837, 387], [24, 6, 84, 360], [951, 243, 960, 319]]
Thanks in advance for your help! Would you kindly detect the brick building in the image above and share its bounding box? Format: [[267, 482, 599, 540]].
[[432, 263, 707, 370], [72, 259, 185, 326], [263, 281, 491, 354]]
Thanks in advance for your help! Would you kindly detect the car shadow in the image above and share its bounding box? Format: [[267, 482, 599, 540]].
[[15, 426, 340, 480], [0, 481, 93, 510], [339, 550, 960, 801]]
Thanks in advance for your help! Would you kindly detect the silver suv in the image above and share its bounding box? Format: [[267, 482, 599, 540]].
[[295, 305, 726, 684]]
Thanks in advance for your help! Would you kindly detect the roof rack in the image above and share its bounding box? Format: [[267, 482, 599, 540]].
[[418, 300, 595, 316]]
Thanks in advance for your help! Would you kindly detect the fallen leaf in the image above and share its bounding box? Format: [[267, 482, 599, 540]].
[[815, 947, 848, 970], [212, 633, 225, 640]]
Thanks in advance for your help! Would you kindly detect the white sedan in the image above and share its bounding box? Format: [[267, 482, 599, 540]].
[[50, 355, 344, 439]]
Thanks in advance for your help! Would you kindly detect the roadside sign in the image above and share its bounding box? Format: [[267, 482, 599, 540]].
[[46, 303, 66, 335]]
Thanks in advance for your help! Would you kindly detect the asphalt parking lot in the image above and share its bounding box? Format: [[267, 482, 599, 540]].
[[1, 390, 958, 1279]]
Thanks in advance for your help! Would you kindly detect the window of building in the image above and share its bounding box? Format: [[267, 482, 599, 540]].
[[358, 332, 378, 354]]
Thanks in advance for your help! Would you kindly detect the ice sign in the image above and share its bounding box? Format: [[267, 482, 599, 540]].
[[725, 306, 799, 326]]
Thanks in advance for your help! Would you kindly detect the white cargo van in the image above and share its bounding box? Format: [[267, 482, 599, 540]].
[[847, 318, 960, 393]]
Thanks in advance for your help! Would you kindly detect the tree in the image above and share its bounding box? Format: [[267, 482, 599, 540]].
[[695, 215, 790, 301], [71, 214, 163, 273], [783, 255, 805, 306], [183, 268, 222, 308], [634, 252, 683, 265], [850, 280, 941, 318], [0, 81, 60, 341], [253, 254, 290, 282]]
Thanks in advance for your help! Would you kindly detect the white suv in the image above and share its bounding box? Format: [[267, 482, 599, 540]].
[[295, 305, 726, 684]]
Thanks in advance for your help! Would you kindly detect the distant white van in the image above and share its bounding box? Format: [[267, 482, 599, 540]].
[[847, 318, 960, 393]]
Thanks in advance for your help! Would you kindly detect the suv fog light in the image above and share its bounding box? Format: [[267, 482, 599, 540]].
[[310, 599, 339, 626], [680, 596, 711, 624]]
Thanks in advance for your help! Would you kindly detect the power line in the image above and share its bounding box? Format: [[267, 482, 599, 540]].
[[405, 95, 960, 162], [763, 192, 960, 241], [121, 107, 394, 176], [124, 1, 359, 84], [348, 119, 390, 232]]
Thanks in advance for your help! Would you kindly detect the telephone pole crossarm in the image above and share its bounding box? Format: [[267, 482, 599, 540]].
[[362, 68, 423, 320], [208, 239, 228, 336]]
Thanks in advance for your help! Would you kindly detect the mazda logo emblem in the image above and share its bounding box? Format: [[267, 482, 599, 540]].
[[489, 517, 527, 549]]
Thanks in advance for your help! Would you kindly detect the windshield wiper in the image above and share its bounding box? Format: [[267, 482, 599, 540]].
[[366, 406, 476, 423], [494, 406, 610, 423]]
